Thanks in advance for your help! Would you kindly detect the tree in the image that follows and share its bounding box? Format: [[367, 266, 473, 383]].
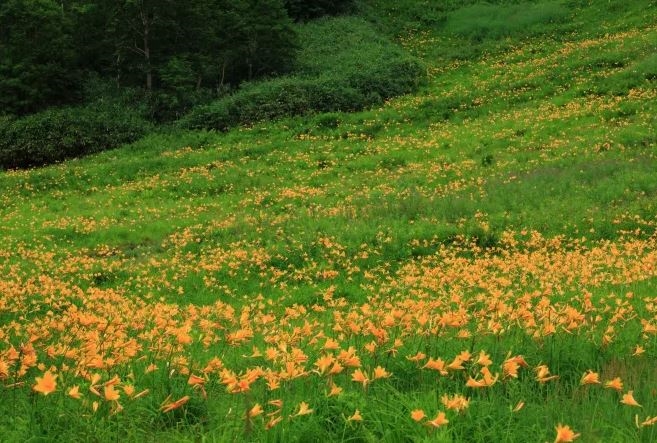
[[284, 0, 353, 22], [1, 0, 299, 119], [0, 0, 81, 115]]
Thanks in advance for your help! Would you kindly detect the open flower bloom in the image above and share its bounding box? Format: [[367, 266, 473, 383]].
[[351, 369, 369, 387], [104, 384, 120, 401], [293, 401, 314, 416], [535, 365, 559, 383], [411, 409, 426, 422], [621, 391, 642, 407], [347, 410, 363, 422], [604, 377, 623, 392], [441, 394, 470, 412], [33, 371, 57, 395], [373, 365, 391, 380], [580, 370, 601, 385], [554, 424, 580, 442]]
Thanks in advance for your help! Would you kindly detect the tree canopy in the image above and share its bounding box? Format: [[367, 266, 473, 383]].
[[0, 0, 312, 117]]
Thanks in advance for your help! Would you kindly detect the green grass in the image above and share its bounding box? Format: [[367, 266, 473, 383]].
[[1, 0, 657, 441]]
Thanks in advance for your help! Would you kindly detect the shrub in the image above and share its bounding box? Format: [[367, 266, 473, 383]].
[[181, 17, 425, 131], [181, 76, 367, 130], [0, 105, 151, 169]]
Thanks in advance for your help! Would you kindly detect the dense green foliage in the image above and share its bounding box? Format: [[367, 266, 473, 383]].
[[0, 0, 426, 168], [284, 0, 354, 21], [0, 0, 298, 117], [0, 0, 81, 114], [0, 106, 150, 169], [181, 17, 425, 130]]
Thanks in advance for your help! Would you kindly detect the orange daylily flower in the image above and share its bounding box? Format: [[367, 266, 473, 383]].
[[535, 365, 559, 383], [373, 365, 391, 380], [426, 411, 449, 427], [347, 410, 363, 422], [104, 384, 120, 401], [249, 404, 263, 418], [503, 360, 520, 379], [123, 385, 135, 397], [411, 409, 426, 422], [33, 371, 57, 395], [188, 374, 205, 386], [265, 415, 283, 430], [604, 377, 623, 392], [323, 338, 340, 350], [268, 399, 283, 409], [580, 370, 601, 385], [467, 367, 498, 388], [640, 415, 657, 427], [161, 395, 190, 413], [351, 369, 369, 387], [423, 358, 448, 375], [329, 361, 344, 375], [457, 350, 471, 362], [475, 351, 492, 366], [314, 354, 335, 375], [293, 401, 314, 416], [621, 391, 642, 407], [68, 385, 82, 399], [447, 356, 465, 371], [554, 424, 580, 442], [328, 382, 343, 397], [406, 352, 426, 363], [441, 394, 470, 412]]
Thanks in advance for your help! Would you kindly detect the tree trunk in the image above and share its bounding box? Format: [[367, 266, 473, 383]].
[[141, 10, 152, 91], [144, 26, 151, 91]]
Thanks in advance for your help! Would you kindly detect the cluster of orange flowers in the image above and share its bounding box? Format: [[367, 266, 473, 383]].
[[1, 228, 657, 440]]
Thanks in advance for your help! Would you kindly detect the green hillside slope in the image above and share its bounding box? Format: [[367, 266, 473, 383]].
[[1, 1, 657, 441]]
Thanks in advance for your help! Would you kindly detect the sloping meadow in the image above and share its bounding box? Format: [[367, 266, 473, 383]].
[[1, 1, 657, 441]]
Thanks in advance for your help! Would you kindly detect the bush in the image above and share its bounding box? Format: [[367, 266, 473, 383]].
[[0, 105, 151, 169], [181, 17, 425, 131], [181, 76, 367, 130]]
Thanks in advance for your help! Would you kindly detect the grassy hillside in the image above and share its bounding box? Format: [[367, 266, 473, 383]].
[[1, 1, 657, 441]]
